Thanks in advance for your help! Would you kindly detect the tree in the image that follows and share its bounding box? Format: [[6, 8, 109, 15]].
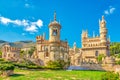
[[110, 42, 120, 56], [0, 50, 2, 58], [20, 50, 26, 58], [28, 46, 36, 57], [46, 60, 67, 69], [97, 54, 105, 63]]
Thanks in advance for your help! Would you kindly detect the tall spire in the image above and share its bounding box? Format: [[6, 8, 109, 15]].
[[73, 42, 76, 47], [54, 11, 56, 21], [93, 31, 95, 38], [108, 35, 111, 41], [102, 15, 105, 21], [73, 42, 76, 52], [99, 19, 100, 26]]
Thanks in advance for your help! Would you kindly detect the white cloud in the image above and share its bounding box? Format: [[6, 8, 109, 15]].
[[104, 6, 116, 15], [110, 7, 115, 13], [0, 16, 43, 33], [0, 17, 11, 24], [25, 3, 30, 8], [24, 2, 34, 9], [26, 25, 38, 32], [36, 19, 43, 27], [104, 10, 109, 15]]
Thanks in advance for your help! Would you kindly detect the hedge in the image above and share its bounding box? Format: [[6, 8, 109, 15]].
[[0, 58, 4, 61], [0, 64, 14, 71]]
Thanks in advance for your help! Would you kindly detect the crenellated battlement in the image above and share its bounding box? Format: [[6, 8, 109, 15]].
[[36, 33, 46, 41], [1, 44, 20, 61]]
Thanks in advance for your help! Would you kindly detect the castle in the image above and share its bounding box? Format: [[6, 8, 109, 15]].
[[1, 12, 113, 68], [81, 16, 110, 62], [32, 12, 69, 65], [32, 13, 111, 66], [69, 16, 111, 66]]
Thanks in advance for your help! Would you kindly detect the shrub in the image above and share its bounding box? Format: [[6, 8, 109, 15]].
[[13, 63, 27, 68], [101, 71, 120, 80], [26, 65, 38, 69], [0, 64, 14, 71], [97, 54, 105, 63], [0, 58, 4, 61], [116, 60, 120, 65], [46, 60, 67, 70], [0, 61, 13, 64], [0, 51, 2, 58], [13, 63, 44, 69], [26, 65, 43, 69]]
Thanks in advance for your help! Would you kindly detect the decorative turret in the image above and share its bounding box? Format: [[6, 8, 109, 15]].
[[73, 42, 76, 50], [99, 16, 107, 44], [49, 12, 61, 42], [43, 33, 46, 40], [73, 42, 77, 54], [93, 31, 95, 38], [81, 30, 88, 39]]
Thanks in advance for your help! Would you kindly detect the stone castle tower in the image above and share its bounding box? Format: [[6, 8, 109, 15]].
[[49, 12, 61, 42], [81, 16, 110, 62], [99, 16, 107, 45], [33, 12, 69, 66]]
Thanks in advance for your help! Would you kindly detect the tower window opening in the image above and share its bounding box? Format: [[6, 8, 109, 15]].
[[104, 35, 106, 37], [53, 29, 57, 36]]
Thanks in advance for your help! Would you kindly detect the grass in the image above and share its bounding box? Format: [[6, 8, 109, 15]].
[[0, 68, 105, 80]]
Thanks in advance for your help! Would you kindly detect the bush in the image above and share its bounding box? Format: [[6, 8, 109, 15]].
[[0, 64, 14, 71], [13, 63, 44, 69], [0, 51, 2, 58], [0, 58, 4, 61], [26, 65, 43, 69], [116, 60, 120, 65], [101, 71, 120, 80], [97, 54, 105, 63], [13, 63, 27, 68], [46, 60, 67, 70]]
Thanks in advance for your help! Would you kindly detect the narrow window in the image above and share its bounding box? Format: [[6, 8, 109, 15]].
[[95, 51, 98, 56], [45, 52, 49, 57]]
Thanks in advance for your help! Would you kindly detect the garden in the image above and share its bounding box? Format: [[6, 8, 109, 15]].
[[0, 58, 119, 80]]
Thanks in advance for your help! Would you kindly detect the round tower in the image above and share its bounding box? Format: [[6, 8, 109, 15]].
[[99, 16, 107, 44], [49, 12, 61, 42]]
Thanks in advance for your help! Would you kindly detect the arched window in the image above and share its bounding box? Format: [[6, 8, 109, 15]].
[[8, 54, 10, 57], [45, 47, 49, 57], [46, 52, 49, 57], [52, 29, 57, 36], [104, 35, 106, 37]]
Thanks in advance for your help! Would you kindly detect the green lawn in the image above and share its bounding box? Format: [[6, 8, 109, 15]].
[[0, 69, 105, 80]]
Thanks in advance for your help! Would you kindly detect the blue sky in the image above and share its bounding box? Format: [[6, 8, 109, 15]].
[[0, 0, 120, 47]]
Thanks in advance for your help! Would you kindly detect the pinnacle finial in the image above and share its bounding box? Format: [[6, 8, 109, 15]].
[[73, 42, 76, 49], [102, 15, 104, 20], [54, 11, 56, 21], [93, 31, 95, 37]]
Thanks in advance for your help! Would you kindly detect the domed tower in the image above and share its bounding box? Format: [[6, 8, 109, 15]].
[[49, 12, 61, 42], [99, 16, 107, 45]]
